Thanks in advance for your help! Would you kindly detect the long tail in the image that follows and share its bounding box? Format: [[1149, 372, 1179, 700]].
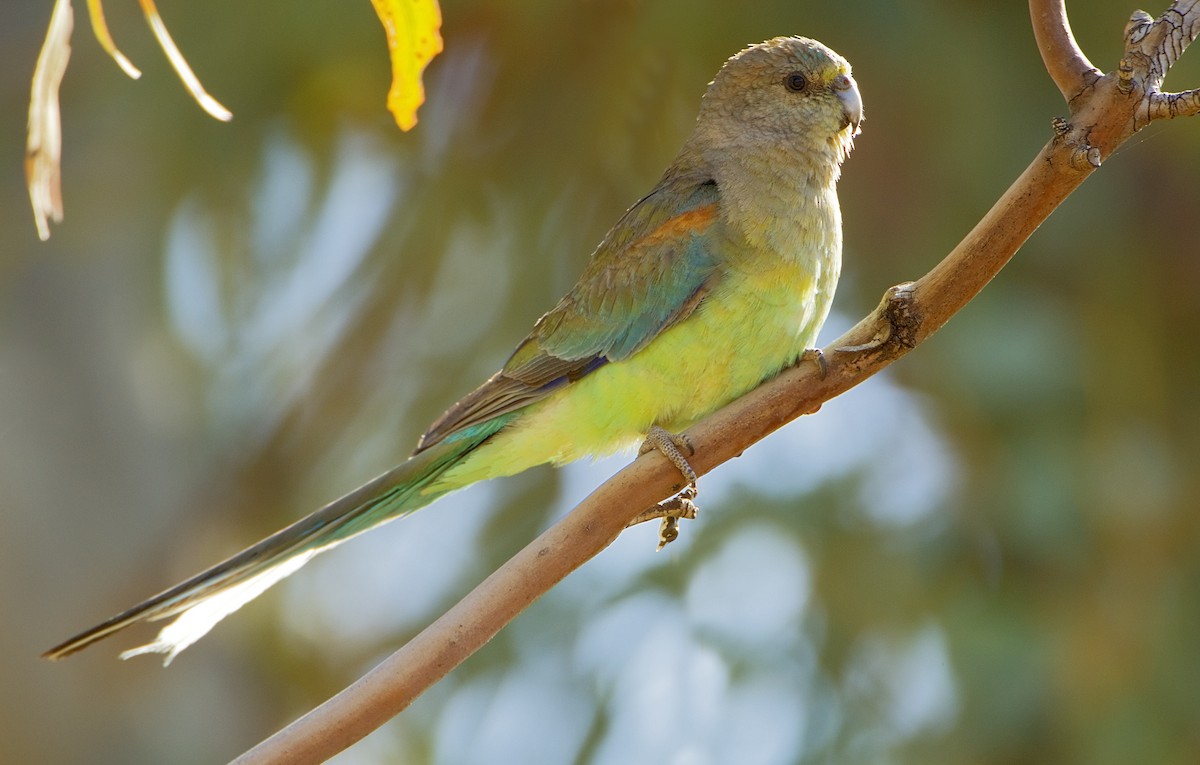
[[44, 422, 503, 663]]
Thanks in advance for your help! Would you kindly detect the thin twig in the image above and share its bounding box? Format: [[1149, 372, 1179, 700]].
[[1029, 0, 1100, 102]]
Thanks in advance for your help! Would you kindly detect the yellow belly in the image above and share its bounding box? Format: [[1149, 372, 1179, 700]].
[[429, 255, 836, 492]]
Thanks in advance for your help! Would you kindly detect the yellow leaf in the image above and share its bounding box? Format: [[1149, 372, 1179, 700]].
[[371, 0, 443, 131]]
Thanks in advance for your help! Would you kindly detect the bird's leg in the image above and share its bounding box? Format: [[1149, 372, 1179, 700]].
[[627, 425, 699, 550]]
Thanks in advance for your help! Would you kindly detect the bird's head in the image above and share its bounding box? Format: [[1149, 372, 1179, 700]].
[[694, 36, 862, 168]]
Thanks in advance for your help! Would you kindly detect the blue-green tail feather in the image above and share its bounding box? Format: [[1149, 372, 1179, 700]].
[[43, 416, 510, 660]]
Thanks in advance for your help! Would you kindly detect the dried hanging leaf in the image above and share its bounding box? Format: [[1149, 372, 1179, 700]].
[[138, 0, 232, 121], [371, 0, 443, 131], [27, 0, 74, 242], [86, 0, 141, 79], [27, 0, 438, 240], [26, 0, 235, 239]]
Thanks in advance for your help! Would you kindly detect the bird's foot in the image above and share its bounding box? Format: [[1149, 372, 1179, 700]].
[[638, 425, 697, 476], [630, 425, 699, 549], [627, 487, 699, 550]]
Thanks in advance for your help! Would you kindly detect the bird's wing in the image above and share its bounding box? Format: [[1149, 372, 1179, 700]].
[[416, 173, 723, 452]]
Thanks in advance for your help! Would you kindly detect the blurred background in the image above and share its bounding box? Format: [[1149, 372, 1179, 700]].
[[4, 0, 1200, 762]]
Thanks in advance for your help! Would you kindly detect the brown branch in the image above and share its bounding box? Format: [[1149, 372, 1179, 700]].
[[232, 4, 1200, 763], [1029, 0, 1101, 102], [1151, 87, 1200, 118], [1123, 2, 1200, 85], [1127, 0, 1200, 118]]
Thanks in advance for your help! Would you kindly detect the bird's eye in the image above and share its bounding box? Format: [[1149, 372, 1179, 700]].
[[784, 72, 809, 93]]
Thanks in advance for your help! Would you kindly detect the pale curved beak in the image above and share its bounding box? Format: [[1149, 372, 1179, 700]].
[[832, 73, 863, 136]]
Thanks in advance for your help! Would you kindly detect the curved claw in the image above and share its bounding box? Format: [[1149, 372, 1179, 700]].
[[627, 486, 698, 550], [800, 347, 829, 378]]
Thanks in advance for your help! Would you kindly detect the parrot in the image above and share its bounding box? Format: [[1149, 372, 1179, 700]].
[[45, 35, 862, 663]]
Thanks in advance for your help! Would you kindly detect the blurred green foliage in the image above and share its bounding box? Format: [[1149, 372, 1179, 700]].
[[4, 1, 1200, 763]]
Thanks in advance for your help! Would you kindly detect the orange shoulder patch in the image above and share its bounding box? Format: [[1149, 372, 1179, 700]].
[[641, 203, 718, 246]]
